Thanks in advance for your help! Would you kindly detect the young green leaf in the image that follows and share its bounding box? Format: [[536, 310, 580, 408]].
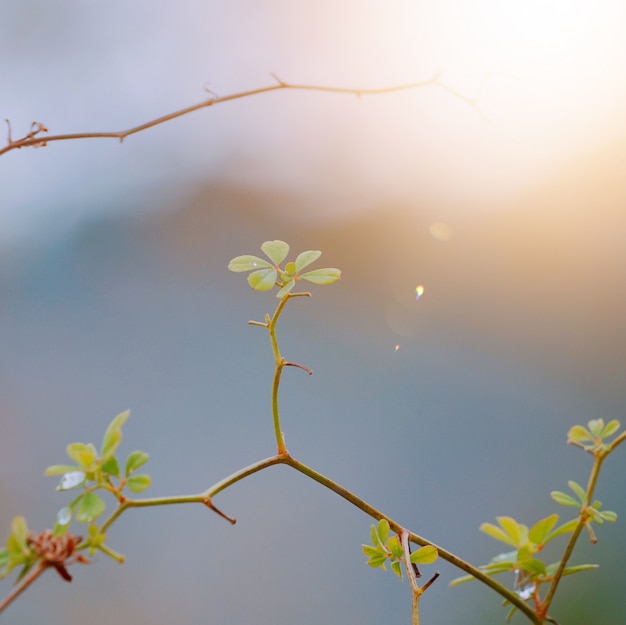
[[10, 517, 28, 551], [410, 545, 438, 565], [567, 425, 593, 445], [529, 514, 559, 545], [101, 410, 130, 461], [601, 419, 620, 439], [126, 474, 152, 493], [261, 240, 289, 265], [276, 279, 296, 299], [45, 464, 81, 476], [387, 535, 403, 559], [125, 450, 149, 477], [300, 268, 341, 285], [497, 516, 525, 546], [568, 480, 588, 505], [362, 545, 384, 558], [367, 554, 388, 569], [544, 518, 578, 543], [588, 419, 604, 439], [377, 519, 390, 544], [66, 443, 93, 466], [391, 560, 403, 579], [295, 250, 322, 273], [248, 268, 277, 291], [75, 492, 106, 524], [228, 255, 273, 272], [101, 456, 120, 478], [480, 522, 517, 546], [561, 563, 600, 576], [551, 491, 579, 507]]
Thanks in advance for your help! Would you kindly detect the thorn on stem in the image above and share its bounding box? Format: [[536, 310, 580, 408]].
[[204, 497, 237, 525], [421, 571, 440, 593], [270, 72, 286, 86], [284, 361, 313, 375]]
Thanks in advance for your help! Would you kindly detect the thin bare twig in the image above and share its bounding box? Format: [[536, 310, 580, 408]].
[[0, 73, 489, 158]]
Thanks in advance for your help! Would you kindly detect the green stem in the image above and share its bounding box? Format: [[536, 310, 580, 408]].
[[282, 455, 541, 625], [266, 292, 310, 454], [541, 453, 606, 615], [99, 493, 207, 533], [75, 449, 539, 623], [98, 455, 285, 535]]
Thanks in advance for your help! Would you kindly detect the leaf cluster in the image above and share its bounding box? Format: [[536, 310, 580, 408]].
[[44, 410, 151, 536], [362, 519, 438, 581], [567, 418, 621, 455], [228, 240, 340, 298], [451, 418, 622, 622], [1, 411, 150, 584], [0, 518, 36, 582]]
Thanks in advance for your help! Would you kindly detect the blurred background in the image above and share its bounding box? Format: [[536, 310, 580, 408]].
[[1, 1, 626, 623]]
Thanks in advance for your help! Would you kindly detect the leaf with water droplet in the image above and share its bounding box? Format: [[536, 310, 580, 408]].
[[53, 508, 72, 536], [57, 471, 86, 491], [228, 255, 272, 272]]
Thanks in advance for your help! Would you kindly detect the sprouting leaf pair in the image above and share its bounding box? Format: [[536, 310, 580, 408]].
[[228, 240, 340, 298], [362, 519, 438, 580]]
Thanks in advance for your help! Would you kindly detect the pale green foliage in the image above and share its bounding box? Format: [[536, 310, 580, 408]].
[[228, 240, 340, 298]]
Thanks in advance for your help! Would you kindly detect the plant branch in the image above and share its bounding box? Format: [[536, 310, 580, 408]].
[[0, 73, 489, 157], [281, 454, 541, 624], [0, 561, 47, 614], [401, 530, 421, 625], [541, 453, 607, 615], [265, 292, 309, 454]]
